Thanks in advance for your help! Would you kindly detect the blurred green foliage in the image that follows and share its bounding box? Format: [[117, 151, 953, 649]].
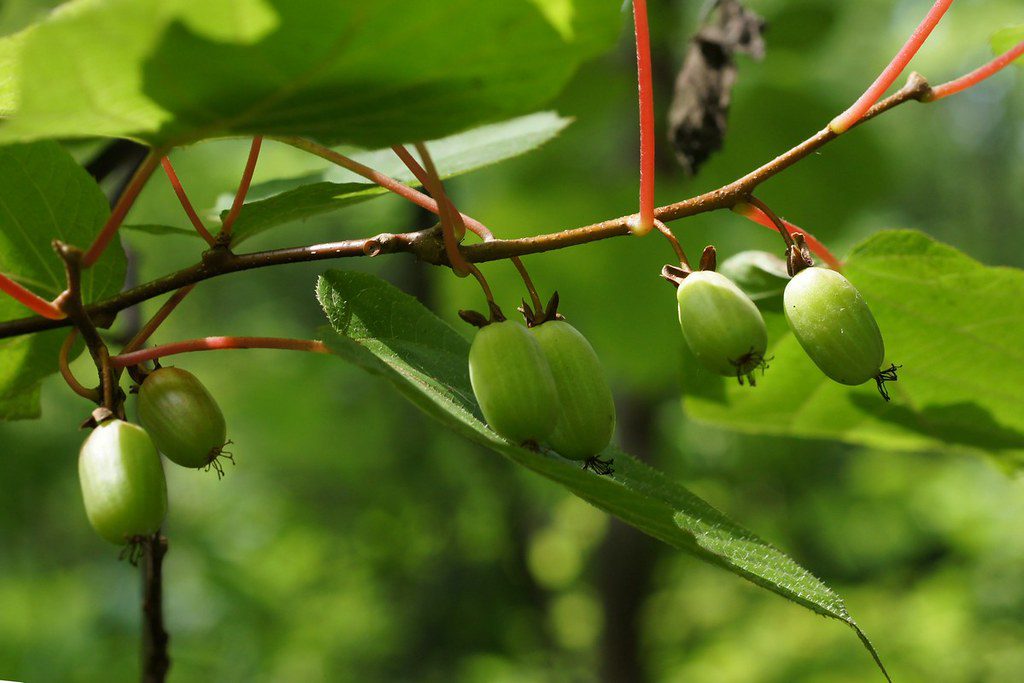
[[1, 1, 1023, 681]]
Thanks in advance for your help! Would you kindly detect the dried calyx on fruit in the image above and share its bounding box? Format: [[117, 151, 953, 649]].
[[78, 416, 167, 556], [664, 246, 770, 386], [524, 293, 616, 475], [137, 367, 232, 476]]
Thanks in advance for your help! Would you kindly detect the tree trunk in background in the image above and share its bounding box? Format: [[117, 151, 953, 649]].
[[597, 393, 660, 683]]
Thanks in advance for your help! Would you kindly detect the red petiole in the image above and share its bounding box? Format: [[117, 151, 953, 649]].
[[631, 0, 655, 235], [0, 272, 65, 319], [220, 136, 264, 236], [83, 151, 162, 267], [829, 0, 954, 133], [110, 336, 329, 368], [927, 40, 1024, 100], [160, 158, 217, 246]]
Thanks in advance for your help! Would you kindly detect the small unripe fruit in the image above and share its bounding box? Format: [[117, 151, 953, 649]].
[[138, 367, 228, 470], [783, 267, 884, 386], [78, 420, 167, 545], [676, 271, 769, 383], [469, 321, 558, 444], [530, 321, 616, 461]]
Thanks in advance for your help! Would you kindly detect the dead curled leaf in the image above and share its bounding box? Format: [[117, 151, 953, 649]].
[[668, 0, 766, 177]]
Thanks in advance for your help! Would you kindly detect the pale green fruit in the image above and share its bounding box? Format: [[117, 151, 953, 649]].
[[78, 420, 167, 545], [469, 321, 558, 443], [783, 267, 885, 385], [530, 321, 615, 460], [677, 271, 769, 382], [138, 367, 227, 469]]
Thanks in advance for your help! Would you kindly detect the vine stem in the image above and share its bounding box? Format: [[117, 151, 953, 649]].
[[412, 142, 472, 276], [220, 136, 263, 236], [83, 151, 162, 268], [391, 144, 544, 313], [829, 0, 953, 133], [160, 158, 217, 245], [276, 136, 490, 235], [4, 66, 1009, 343], [110, 336, 329, 367], [631, 0, 655, 235], [0, 272, 65, 319], [141, 533, 169, 683], [926, 40, 1024, 100]]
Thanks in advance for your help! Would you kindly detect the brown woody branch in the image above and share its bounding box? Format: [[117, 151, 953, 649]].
[[0, 74, 933, 342]]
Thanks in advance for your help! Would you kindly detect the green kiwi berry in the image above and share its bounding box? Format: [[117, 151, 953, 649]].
[[469, 321, 558, 444], [677, 271, 769, 384], [78, 419, 167, 545], [138, 367, 229, 472], [530, 320, 616, 461], [784, 267, 887, 387]]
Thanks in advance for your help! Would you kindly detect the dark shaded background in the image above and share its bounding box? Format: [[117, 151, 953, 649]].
[[1, 0, 1022, 680]]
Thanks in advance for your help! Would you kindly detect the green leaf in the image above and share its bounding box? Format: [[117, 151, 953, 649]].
[[687, 230, 1024, 470], [315, 269, 889, 677], [0, 0, 620, 147], [990, 25, 1023, 63], [0, 141, 125, 419], [223, 112, 573, 243]]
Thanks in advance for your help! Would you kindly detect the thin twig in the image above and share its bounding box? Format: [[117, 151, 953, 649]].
[[141, 533, 170, 683]]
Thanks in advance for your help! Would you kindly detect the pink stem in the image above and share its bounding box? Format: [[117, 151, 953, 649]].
[[160, 158, 217, 245], [0, 272, 65, 319], [829, 0, 954, 133], [281, 138, 490, 238], [83, 152, 162, 267], [110, 336, 329, 368], [632, 0, 655, 235], [391, 145, 491, 240], [220, 136, 264, 236], [928, 40, 1024, 100]]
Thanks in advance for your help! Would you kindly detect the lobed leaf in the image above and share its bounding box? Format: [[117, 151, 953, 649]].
[[0, 0, 618, 147], [315, 268, 889, 677]]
